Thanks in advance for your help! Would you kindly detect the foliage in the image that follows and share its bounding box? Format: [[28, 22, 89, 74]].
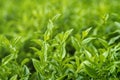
[[0, 0, 120, 80]]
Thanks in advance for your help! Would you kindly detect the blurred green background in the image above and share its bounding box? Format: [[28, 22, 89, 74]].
[[1, 0, 120, 36]]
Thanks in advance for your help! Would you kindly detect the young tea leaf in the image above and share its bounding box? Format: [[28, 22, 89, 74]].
[[32, 59, 41, 72], [62, 29, 73, 43], [71, 36, 80, 51], [10, 75, 17, 80], [82, 27, 92, 39]]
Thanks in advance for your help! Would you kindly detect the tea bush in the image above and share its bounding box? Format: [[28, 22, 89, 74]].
[[0, 0, 120, 80]]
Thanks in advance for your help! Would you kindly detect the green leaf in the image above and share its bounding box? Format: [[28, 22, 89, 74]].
[[109, 35, 120, 45], [84, 64, 97, 78], [2, 54, 17, 65], [32, 59, 41, 72], [63, 57, 74, 65], [30, 47, 39, 52], [62, 29, 73, 43], [36, 51, 44, 64], [82, 37, 95, 45], [84, 49, 92, 58], [52, 14, 61, 21], [42, 42, 48, 62], [102, 14, 109, 23], [23, 65, 30, 76], [102, 49, 110, 59], [44, 20, 54, 41], [75, 56, 80, 67], [71, 36, 80, 51], [109, 64, 116, 73], [82, 27, 92, 39], [10, 75, 17, 80], [104, 14, 109, 21], [61, 43, 66, 59], [32, 39, 43, 47], [1, 36, 11, 47], [12, 36, 22, 46], [57, 74, 67, 80], [76, 64, 82, 73], [64, 64, 75, 73], [98, 38, 109, 48], [37, 72, 44, 80], [21, 58, 30, 66]]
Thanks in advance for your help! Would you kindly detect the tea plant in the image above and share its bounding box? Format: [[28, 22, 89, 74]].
[[0, 0, 120, 80]]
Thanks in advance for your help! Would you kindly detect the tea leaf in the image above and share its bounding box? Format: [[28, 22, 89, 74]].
[[82, 37, 95, 45], [62, 29, 73, 43], [84, 64, 97, 78], [82, 27, 92, 39], [71, 36, 80, 51], [10, 75, 17, 80], [32, 59, 41, 72]]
